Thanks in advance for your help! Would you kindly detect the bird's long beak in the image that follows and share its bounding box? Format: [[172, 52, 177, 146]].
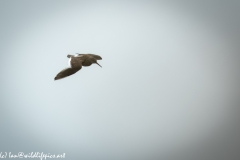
[[96, 62, 102, 67]]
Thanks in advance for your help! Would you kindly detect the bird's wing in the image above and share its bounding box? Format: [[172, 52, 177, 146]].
[[54, 67, 81, 80], [55, 57, 83, 80], [87, 54, 102, 60]]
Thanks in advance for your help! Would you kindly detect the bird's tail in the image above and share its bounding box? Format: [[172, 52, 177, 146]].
[[67, 54, 73, 58]]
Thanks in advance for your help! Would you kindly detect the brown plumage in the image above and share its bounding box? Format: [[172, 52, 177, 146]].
[[54, 54, 102, 80]]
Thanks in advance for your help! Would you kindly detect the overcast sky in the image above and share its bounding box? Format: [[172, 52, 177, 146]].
[[1, 0, 240, 160]]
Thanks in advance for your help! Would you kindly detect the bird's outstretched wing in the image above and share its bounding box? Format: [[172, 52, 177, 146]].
[[54, 67, 81, 80], [55, 57, 83, 80]]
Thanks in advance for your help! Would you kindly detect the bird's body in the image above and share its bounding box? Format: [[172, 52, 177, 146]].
[[54, 53, 102, 80]]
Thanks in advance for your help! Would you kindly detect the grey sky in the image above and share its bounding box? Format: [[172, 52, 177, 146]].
[[1, 0, 240, 160]]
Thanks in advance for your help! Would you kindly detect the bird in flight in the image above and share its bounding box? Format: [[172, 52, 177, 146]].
[[54, 53, 102, 80]]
